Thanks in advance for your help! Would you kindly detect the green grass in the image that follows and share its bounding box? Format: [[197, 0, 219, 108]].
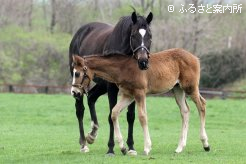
[[0, 94, 246, 163]]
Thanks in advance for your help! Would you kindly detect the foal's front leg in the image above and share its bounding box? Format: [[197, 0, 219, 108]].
[[135, 93, 152, 155], [111, 95, 134, 155]]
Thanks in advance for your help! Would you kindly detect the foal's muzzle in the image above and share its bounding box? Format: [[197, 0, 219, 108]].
[[71, 86, 83, 100], [71, 91, 82, 100]]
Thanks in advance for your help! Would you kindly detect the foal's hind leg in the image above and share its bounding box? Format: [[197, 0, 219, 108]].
[[86, 83, 107, 144], [173, 85, 190, 153], [75, 95, 89, 152], [190, 88, 210, 151]]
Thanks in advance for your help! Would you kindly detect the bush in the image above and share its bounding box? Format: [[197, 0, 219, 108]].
[[0, 26, 71, 85], [200, 49, 246, 88]]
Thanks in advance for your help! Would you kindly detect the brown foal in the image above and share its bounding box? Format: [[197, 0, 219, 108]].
[[71, 48, 210, 155]]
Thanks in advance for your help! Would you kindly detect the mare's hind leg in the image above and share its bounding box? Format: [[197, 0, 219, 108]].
[[86, 83, 107, 144], [173, 85, 190, 153], [126, 102, 137, 155], [75, 95, 89, 152], [190, 87, 210, 151]]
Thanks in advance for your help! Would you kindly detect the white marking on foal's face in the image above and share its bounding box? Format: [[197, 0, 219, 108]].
[[72, 69, 77, 84], [71, 68, 95, 96], [139, 29, 146, 46], [71, 68, 80, 95]]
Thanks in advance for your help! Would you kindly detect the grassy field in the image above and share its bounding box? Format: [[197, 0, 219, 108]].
[[0, 93, 246, 164]]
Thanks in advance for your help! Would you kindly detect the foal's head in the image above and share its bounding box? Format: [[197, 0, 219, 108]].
[[70, 55, 92, 99], [130, 12, 153, 70]]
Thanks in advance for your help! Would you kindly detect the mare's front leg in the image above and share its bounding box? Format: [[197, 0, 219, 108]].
[[111, 94, 134, 155], [75, 94, 88, 152], [86, 83, 107, 144], [134, 92, 152, 155], [107, 83, 119, 155], [126, 102, 137, 155]]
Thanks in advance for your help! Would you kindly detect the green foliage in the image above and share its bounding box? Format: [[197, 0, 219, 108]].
[[200, 49, 246, 88], [224, 78, 246, 90], [0, 25, 71, 85], [1, 94, 246, 163]]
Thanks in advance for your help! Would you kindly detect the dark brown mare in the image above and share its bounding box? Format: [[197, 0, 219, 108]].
[[69, 11, 153, 155], [71, 48, 210, 155]]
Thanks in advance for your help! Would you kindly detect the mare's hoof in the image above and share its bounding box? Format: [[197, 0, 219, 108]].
[[106, 152, 115, 157], [106, 149, 115, 156], [86, 133, 96, 144], [127, 150, 137, 156], [204, 146, 210, 152], [121, 147, 127, 155], [80, 145, 89, 153]]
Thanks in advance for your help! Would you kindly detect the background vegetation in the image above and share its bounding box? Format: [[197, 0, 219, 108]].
[[0, 0, 246, 88], [1, 94, 246, 163]]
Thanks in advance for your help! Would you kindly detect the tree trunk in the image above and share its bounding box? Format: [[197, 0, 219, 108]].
[[27, 0, 33, 31], [192, 0, 200, 55], [42, 0, 48, 30], [50, 0, 56, 33], [141, 0, 145, 13]]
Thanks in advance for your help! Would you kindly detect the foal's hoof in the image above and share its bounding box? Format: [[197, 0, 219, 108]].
[[86, 133, 96, 144], [143, 150, 150, 156], [80, 145, 89, 153], [121, 147, 127, 155], [204, 146, 210, 152], [175, 146, 184, 153], [127, 150, 137, 156]]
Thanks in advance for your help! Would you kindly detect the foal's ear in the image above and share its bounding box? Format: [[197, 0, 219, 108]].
[[72, 55, 76, 63], [146, 12, 153, 24], [72, 55, 79, 62], [131, 11, 137, 24], [72, 55, 82, 65]]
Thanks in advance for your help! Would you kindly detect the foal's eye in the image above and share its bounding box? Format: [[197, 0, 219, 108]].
[[75, 72, 80, 78]]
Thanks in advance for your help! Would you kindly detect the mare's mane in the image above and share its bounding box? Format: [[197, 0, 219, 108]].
[[103, 16, 133, 56]]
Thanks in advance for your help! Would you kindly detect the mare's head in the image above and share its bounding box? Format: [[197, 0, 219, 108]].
[[70, 55, 93, 99], [130, 12, 153, 70], [104, 11, 153, 70]]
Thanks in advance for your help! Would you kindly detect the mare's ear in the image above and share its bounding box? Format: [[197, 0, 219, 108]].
[[146, 12, 153, 24], [131, 11, 137, 24]]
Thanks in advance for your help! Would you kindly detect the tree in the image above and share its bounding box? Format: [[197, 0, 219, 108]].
[[50, 0, 56, 33]]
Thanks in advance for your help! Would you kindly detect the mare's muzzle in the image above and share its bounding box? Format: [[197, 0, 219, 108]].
[[138, 59, 149, 70], [133, 46, 150, 70]]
